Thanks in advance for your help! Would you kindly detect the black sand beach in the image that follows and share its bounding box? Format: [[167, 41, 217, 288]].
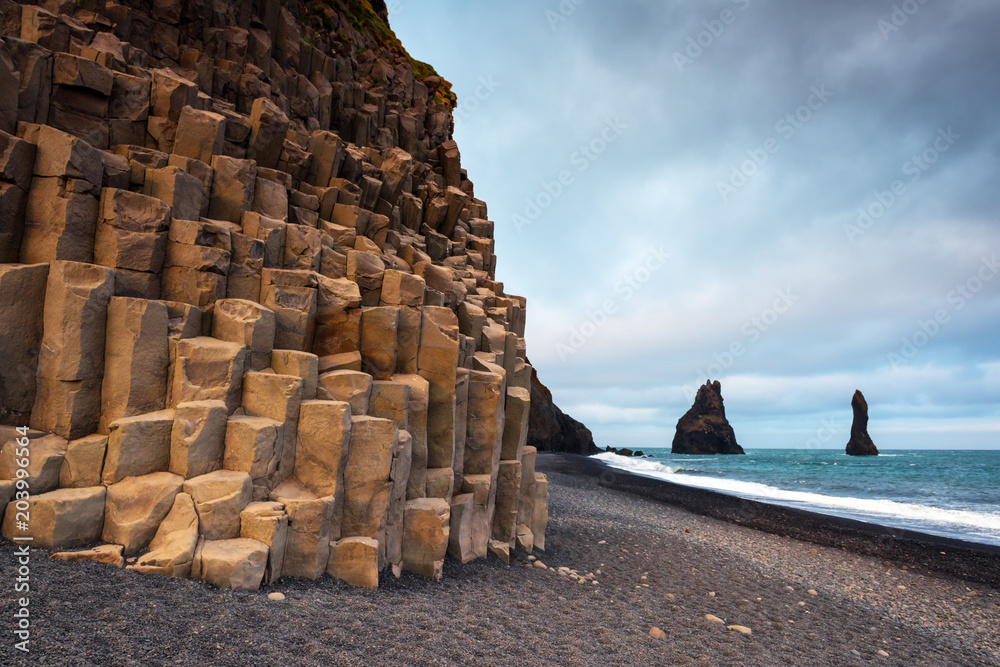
[[1, 451, 998, 666]]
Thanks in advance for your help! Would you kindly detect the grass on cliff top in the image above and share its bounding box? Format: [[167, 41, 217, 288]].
[[314, 0, 457, 108]]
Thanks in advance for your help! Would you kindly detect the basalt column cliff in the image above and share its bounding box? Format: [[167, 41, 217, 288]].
[[0, 0, 549, 590]]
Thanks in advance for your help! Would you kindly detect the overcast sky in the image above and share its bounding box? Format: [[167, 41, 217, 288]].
[[390, 0, 1000, 450]]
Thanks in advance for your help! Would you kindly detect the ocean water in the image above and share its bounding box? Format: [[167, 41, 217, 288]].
[[594, 449, 1000, 547]]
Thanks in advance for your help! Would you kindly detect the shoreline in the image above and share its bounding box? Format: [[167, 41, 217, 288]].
[[538, 452, 1000, 589]]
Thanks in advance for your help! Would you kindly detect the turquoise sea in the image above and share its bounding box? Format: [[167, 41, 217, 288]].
[[595, 449, 1000, 547]]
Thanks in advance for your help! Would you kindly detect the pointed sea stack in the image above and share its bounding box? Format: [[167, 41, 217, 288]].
[[846, 390, 879, 456], [671, 380, 745, 455]]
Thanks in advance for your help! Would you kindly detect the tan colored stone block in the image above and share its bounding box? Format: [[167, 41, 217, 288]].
[[240, 501, 288, 585], [241, 371, 302, 487], [102, 471, 184, 555], [183, 470, 253, 541], [36, 261, 114, 382], [160, 266, 226, 308], [209, 155, 256, 223], [418, 307, 459, 470], [380, 270, 424, 308], [294, 400, 351, 502], [317, 370, 371, 416], [270, 480, 335, 579], [223, 415, 281, 486], [500, 387, 530, 462], [382, 429, 412, 571], [247, 97, 289, 169], [173, 105, 226, 163], [212, 298, 276, 371], [533, 472, 548, 551], [401, 497, 449, 580], [391, 374, 429, 501], [260, 281, 316, 352], [425, 467, 454, 500], [59, 433, 107, 488], [227, 232, 264, 302], [359, 306, 398, 381], [20, 176, 99, 263], [240, 211, 285, 268], [197, 538, 268, 590], [102, 409, 175, 484], [0, 264, 47, 424], [150, 68, 197, 122], [327, 536, 378, 590], [394, 305, 421, 375], [517, 446, 537, 532], [0, 434, 67, 495], [100, 296, 169, 432], [143, 165, 204, 222], [168, 337, 248, 413], [29, 376, 103, 440], [340, 416, 395, 541], [129, 492, 199, 578], [170, 400, 228, 479], [318, 351, 362, 373], [50, 544, 124, 568], [24, 123, 102, 186], [464, 369, 505, 476], [283, 222, 321, 271], [253, 175, 288, 222], [448, 492, 485, 564], [270, 350, 318, 400], [1, 486, 105, 548], [490, 460, 521, 545]]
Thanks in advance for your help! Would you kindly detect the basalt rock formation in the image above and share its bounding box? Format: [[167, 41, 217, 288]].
[[0, 0, 550, 590], [671, 380, 744, 455], [526, 364, 598, 456], [846, 390, 879, 456]]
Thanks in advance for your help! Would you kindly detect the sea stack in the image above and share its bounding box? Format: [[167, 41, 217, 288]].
[[846, 390, 879, 456], [671, 380, 745, 455]]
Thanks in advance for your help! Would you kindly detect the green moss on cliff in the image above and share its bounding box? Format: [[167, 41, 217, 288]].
[[315, 0, 456, 109]]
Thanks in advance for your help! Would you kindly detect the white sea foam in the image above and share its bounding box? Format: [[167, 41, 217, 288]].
[[595, 452, 1000, 544]]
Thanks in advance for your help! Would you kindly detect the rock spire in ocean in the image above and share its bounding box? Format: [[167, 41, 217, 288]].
[[671, 380, 744, 455], [846, 390, 879, 456]]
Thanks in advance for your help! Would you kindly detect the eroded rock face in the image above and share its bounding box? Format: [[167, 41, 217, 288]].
[[846, 390, 879, 456], [671, 380, 745, 455], [0, 0, 564, 592]]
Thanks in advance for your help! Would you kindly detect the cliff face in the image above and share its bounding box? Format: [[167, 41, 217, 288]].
[[527, 364, 598, 456], [0, 0, 553, 589]]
